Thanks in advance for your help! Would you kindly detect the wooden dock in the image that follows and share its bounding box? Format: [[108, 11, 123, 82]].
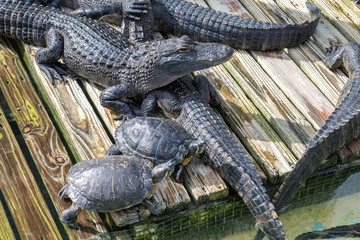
[[1, 0, 360, 239]]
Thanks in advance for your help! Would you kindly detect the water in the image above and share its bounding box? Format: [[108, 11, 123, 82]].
[[93, 163, 360, 240], [224, 172, 360, 240]]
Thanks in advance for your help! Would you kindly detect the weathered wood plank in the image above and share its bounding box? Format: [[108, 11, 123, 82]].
[[227, 0, 335, 129], [0, 38, 107, 238], [0, 102, 62, 239], [183, 157, 228, 204], [310, 0, 360, 41], [198, 66, 295, 183], [261, 0, 348, 103], [224, 51, 313, 152], [0, 201, 15, 240], [194, 0, 319, 148], [187, 0, 308, 182]]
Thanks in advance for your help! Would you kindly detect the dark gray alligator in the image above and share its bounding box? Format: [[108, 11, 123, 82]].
[[295, 223, 360, 239], [43, 0, 321, 50], [141, 76, 287, 240], [272, 42, 360, 211], [0, 0, 233, 118], [255, 42, 360, 239]]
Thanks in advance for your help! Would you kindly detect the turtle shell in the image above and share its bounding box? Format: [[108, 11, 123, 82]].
[[62, 155, 153, 212], [115, 117, 193, 164]]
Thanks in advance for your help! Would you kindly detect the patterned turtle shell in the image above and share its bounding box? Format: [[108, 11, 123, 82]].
[[115, 117, 193, 165], [60, 155, 154, 212]]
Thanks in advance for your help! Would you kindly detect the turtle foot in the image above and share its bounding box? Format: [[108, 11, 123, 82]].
[[144, 199, 162, 215]]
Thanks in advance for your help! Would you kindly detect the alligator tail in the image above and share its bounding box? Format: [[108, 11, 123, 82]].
[[178, 100, 286, 239], [295, 223, 360, 240], [273, 73, 360, 212], [160, 0, 320, 50]]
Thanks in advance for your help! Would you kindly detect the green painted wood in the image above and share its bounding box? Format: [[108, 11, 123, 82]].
[[0, 101, 62, 239], [0, 37, 107, 239], [0, 200, 16, 240]]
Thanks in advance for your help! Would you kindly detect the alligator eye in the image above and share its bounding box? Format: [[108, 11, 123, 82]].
[[178, 46, 190, 53]]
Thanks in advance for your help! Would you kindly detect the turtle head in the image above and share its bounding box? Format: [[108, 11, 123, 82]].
[[151, 161, 175, 183], [187, 139, 206, 157]]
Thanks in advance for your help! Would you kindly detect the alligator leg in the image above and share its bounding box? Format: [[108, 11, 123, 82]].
[[141, 89, 182, 116], [193, 74, 220, 106], [35, 28, 68, 87], [99, 84, 135, 120], [71, 1, 148, 21], [106, 144, 122, 155], [60, 203, 82, 228]]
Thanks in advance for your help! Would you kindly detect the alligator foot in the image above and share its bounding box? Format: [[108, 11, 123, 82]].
[[38, 63, 69, 87]]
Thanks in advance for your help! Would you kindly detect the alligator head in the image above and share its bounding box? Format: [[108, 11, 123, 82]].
[[158, 35, 233, 77]]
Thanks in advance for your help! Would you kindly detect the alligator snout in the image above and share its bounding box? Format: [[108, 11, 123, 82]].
[[202, 42, 234, 65]]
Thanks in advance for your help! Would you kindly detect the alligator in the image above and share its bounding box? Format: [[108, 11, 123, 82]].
[[271, 42, 360, 211], [141, 76, 287, 240], [41, 0, 321, 50], [0, 0, 233, 118], [295, 223, 360, 239], [255, 42, 360, 239]]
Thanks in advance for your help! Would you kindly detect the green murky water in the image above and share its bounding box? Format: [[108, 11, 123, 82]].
[[225, 172, 360, 240], [94, 163, 360, 240]]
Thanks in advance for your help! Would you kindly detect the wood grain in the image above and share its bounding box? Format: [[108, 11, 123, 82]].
[[0, 102, 62, 239], [0, 200, 15, 240], [0, 38, 107, 239]]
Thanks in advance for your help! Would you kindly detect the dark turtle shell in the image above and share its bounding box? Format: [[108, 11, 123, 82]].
[[115, 117, 192, 164], [61, 155, 153, 212]]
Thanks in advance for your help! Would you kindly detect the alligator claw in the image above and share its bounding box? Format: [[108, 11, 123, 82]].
[[123, 1, 149, 20], [38, 63, 69, 87]]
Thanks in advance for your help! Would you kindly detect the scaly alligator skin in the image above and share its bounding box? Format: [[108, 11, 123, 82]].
[[0, 0, 232, 118], [46, 0, 321, 50], [295, 223, 360, 239], [141, 76, 287, 240], [271, 42, 360, 213]]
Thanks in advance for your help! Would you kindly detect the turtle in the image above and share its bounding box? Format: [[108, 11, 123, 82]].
[[106, 116, 206, 182], [59, 155, 177, 227]]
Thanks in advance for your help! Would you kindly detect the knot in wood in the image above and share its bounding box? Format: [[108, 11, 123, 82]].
[[22, 125, 31, 133], [55, 156, 66, 165]]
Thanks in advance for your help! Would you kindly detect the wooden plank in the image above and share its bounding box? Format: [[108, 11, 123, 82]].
[[266, 0, 349, 103], [183, 157, 228, 204], [238, 0, 360, 163], [310, 0, 360, 41], [0, 38, 107, 238], [0, 201, 16, 240], [224, 0, 335, 129], [198, 66, 296, 183], [0, 102, 62, 239], [192, 0, 318, 150], [186, 0, 310, 182]]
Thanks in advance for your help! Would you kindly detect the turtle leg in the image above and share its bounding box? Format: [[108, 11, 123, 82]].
[[106, 144, 122, 156], [60, 203, 82, 228], [143, 198, 162, 215], [188, 139, 206, 156], [173, 164, 185, 183], [151, 145, 186, 183]]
